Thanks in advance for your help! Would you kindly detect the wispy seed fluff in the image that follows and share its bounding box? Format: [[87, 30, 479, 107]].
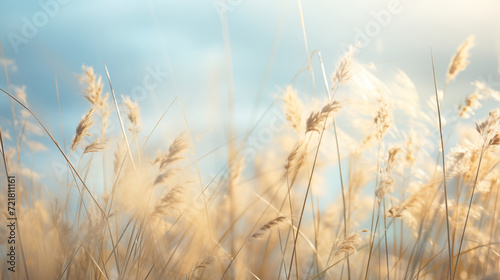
[[305, 100, 343, 134], [249, 216, 287, 241], [374, 97, 393, 141], [476, 108, 500, 148], [152, 185, 184, 217], [375, 146, 402, 201], [80, 66, 111, 139], [71, 108, 94, 152], [153, 134, 190, 185], [331, 45, 356, 89], [157, 134, 190, 170], [285, 139, 307, 177], [446, 36, 475, 84], [80, 65, 108, 110], [122, 96, 141, 136], [459, 91, 482, 119], [445, 140, 480, 181], [459, 81, 500, 118], [282, 85, 304, 134], [83, 138, 107, 155], [335, 231, 363, 256]]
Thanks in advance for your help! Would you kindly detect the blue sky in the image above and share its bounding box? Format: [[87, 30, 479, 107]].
[[1, 0, 499, 197]]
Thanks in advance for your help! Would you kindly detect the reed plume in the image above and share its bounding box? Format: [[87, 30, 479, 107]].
[[70, 108, 94, 152], [249, 216, 287, 241], [446, 36, 475, 85], [305, 100, 343, 133], [123, 96, 141, 136], [374, 97, 392, 141], [282, 85, 304, 134]]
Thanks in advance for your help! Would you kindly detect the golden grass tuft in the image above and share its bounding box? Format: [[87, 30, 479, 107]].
[[446, 36, 475, 85], [70, 108, 94, 152], [1, 35, 499, 280]]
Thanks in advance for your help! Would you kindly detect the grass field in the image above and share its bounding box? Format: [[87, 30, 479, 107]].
[[1, 2, 500, 280]]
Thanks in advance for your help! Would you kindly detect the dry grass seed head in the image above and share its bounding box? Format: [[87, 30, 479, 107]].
[[190, 256, 214, 279], [282, 85, 304, 133], [335, 232, 362, 256], [285, 139, 307, 178], [461, 80, 500, 118], [459, 91, 482, 118], [83, 138, 107, 154], [152, 185, 184, 217], [404, 132, 416, 166], [387, 206, 404, 218], [332, 45, 356, 88], [249, 216, 287, 241], [158, 133, 190, 171], [154, 168, 179, 185], [447, 36, 475, 84], [113, 142, 126, 175], [375, 145, 402, 201], [446, 144, 471, 180], [376, 170, 395, 202], [374, 97, 392, 141], [476, 109, 500, 148], [229, 156, 245, 186], [71, 108, 94, 152], [306, 100, 343, 134], [122, 96, 141, 135], [387, 146, 402, 170], [80, 65, 108, 109]]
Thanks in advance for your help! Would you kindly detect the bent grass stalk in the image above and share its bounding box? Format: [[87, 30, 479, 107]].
[[104, 64, 137, 173], [452, 145, 485, 279], [318, 50, 350, 280], [2, 34, 498, 279], [0, 87, 106, 216], [431, 49, 453, 280]]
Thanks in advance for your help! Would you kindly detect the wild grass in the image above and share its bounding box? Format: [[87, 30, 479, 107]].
[[0, 36, 499, 280]]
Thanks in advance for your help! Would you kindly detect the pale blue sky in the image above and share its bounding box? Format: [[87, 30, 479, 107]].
[[1, 0, 499, 196]]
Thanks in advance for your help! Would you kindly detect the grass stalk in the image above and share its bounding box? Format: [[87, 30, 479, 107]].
[[430, 48, 453, 280]]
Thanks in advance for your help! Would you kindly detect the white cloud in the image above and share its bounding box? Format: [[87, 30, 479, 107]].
[[1, 129, 12, 140], [24, 121, 43, 136], [26, 140, 48, 153], [0, 58, 17, 72], [13, 85, 28, 106]]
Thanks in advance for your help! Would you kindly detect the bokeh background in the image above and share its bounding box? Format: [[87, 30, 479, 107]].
[[1, 0, 499, 200]]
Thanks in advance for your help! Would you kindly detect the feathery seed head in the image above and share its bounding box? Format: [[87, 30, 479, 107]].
[[282, 85, 304, 133], [459, 91, 482, 118], [447, 36, 475, 84], [332, 45, 356, 88], [374, 97, 392, 141], [159, 133, 190, 170], [80, 65, 107, 109], [152, 186, 184, 217], [335, 232, 362, 256], [250, 216, 287, 241], [476, 109, 500, 148], [71, 108, 94, 152], [306, 100, 343, 134], [83, 138, 107, 154], [122, 96, 141, 136]]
